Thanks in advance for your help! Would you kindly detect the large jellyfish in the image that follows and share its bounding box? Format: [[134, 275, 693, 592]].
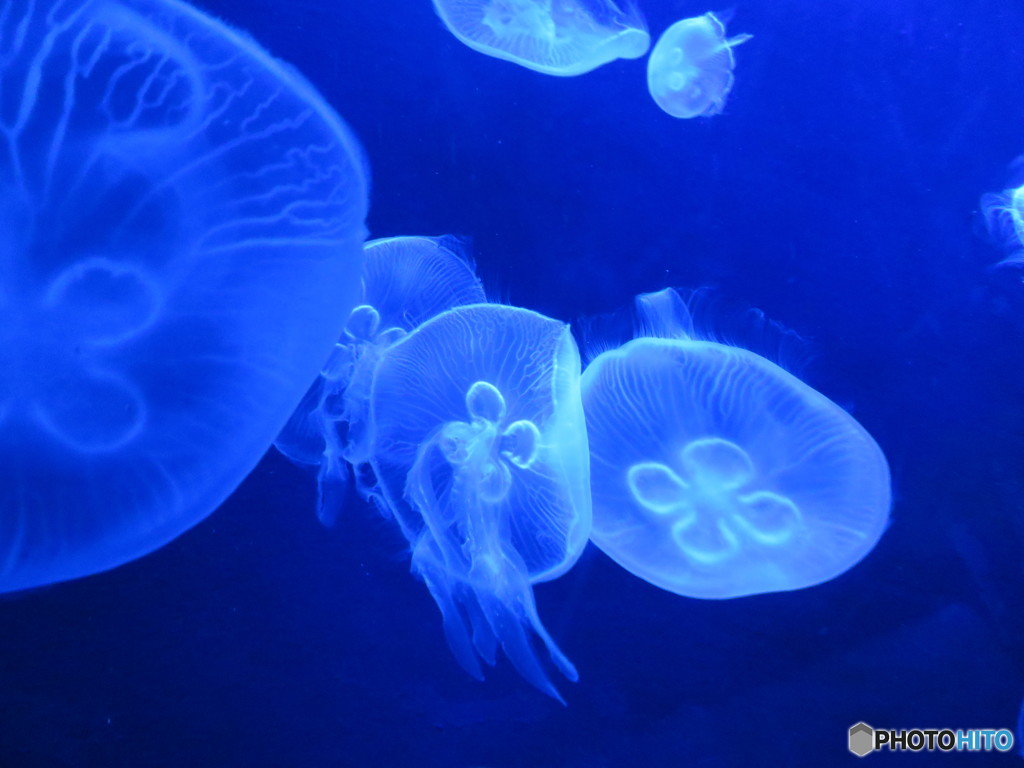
[[647, 12, 752, 118], [368, 304, 591, 701], [0, 0, 368, 592], [275, 235, 486, 524], [581, 289, 890, 599], [433, 0, 650, 76]]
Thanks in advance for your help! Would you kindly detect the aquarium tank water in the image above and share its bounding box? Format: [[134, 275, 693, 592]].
[[1, 0, 1023, 765]]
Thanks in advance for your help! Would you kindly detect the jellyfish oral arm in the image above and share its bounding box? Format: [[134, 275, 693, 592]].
[[402, 407, 577, 702]]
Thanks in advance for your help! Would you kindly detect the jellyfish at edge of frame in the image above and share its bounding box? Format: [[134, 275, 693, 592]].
[[433, 0, 650, 76], [980, 156, 1024, 264], [369, 303, 591, 701], [274, 235, 486, 526], [580, 288, 891, 599], [647, 12, 753, 118], [0, 0, 368, 592]]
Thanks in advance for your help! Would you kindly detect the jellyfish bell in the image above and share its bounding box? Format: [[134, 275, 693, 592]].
[[368, 303, 591, 701], [433, 0, 650, 76], [581, 289, 891, 599], [0, 0, 368, 592], [360, 236, 486, 335], [274, 236, 486, 525], [647, 12, 752, 119]]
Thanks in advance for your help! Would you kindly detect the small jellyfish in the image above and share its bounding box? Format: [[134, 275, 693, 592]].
[[981, 156, 1024, 264], [433, 0, 650, 76], [647, 12, 752, 118], [369, 304, 591, 701], [0, 0, 368, 591], [274, 236, 486, 524], [581, 289, 890, 599]]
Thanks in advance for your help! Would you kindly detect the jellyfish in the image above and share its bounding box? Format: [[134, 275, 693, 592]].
[[368, 304, 591, 701], [274, 236, 486, 524], [647, 12, 752, 119], [0, 0, 368, 592], [432, 0, 650, 76], [981, 156, 1024, 264], [581, 289, 890, 599]]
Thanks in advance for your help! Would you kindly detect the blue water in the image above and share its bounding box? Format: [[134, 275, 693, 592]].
[[3, 0, 1024, 765]]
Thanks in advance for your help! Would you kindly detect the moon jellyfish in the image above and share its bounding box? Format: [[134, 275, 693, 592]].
[[274, 236, 486, 524], [581, 289, 890, 599], [433, 0, 650, 76], [981, 157, 1024, 264], [647, 12, 752, 118], [369, 304, 591, 701], [0, 0, 368, 592]]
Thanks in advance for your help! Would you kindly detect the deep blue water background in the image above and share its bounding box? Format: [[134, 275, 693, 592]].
[[4, 0, 1024, 765]]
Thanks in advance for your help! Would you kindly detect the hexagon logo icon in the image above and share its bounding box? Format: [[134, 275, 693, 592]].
[[849, 722, 875, 757]]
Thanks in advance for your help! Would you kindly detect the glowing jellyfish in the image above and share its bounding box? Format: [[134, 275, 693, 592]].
[[981, 157, 1024, 264], [647, 12, 752, 118], [369, 304, 591, 701], [0, 0, 368, 592], [581, 289, 890, 599], [433, 0, 650, 76], [275, 236, 486, 524]]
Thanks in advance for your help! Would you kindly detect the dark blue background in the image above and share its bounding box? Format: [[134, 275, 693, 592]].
[[3, 0, 1024, 765]]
